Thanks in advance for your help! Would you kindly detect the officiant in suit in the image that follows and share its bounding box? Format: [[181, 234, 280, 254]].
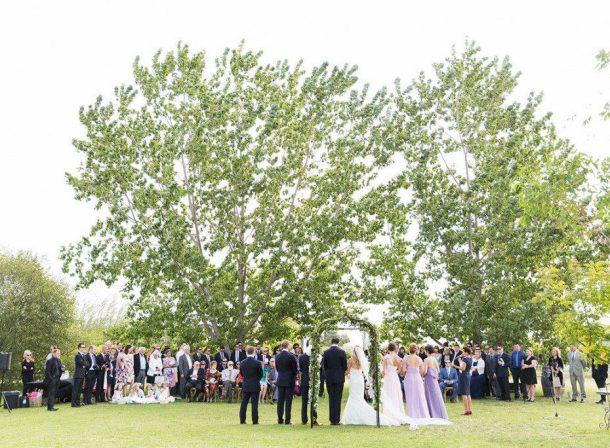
[[275, 339, 298, 424], [239, 346, 263, 424], [323, 337, 347, 425]]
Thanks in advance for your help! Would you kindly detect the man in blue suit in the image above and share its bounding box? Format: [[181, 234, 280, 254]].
[[275, 339, 298, 424], [239, 346, 263, 424], [439, 359, 459, 402], [510, 343, 526, 400]]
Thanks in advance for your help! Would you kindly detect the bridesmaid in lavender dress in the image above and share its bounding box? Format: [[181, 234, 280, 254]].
[[422, 344, 449, 419], [401, 343, 430, 418]]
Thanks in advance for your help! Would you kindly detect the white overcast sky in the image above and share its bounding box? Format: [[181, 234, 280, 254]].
[[1, 0, 609, 319]]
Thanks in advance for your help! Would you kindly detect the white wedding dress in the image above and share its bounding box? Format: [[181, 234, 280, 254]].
[[342, 367, 400, 426]]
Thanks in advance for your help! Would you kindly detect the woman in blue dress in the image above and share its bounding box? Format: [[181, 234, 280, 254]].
[[456, 347, 473, 415]]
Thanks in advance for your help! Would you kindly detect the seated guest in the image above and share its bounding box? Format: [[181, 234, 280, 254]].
[[235, 362, 243, 390], [470, 349, 486, 399], [439, 360, 459, 402], [185, 361, 206, 401], [206, 361, 221, 400], [21, 350, 35, 395], [221, 361, 239, 402]]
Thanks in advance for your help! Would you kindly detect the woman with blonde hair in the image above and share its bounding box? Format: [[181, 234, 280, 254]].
[[549, 347, 564, 401], [401, 343, 430, 418], [21, 350, 35, 395]]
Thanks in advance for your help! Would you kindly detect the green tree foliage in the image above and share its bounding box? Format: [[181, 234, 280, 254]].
[[368, 42, 590, 344], [62, 42, 391, 345], [0, 252, 75, 383], [536, 260, 610, 360]]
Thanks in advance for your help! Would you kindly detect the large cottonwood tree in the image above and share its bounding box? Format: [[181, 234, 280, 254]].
[[62, 43, 391, 344]]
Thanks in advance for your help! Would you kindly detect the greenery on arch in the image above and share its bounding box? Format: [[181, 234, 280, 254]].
[[308, 313, 381, 427]]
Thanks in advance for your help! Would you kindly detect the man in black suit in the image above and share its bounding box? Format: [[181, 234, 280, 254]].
[[298, 348, 317, 425], [494, 345, 511, 401], [193, 347, 205, 363], [45, 349, 62, 411], [323, 337, 347, 425], [72, 343, 87, 407], [275, 339, 298, 424], [96, 345, 110, 403], [231, 343, 246, 364], [239, 345, 263, 424], [83, 345, 99, 405], [215, 346, 228, 371]]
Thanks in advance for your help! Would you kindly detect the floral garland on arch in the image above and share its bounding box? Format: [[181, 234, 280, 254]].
[[308, 313, 381, 428]]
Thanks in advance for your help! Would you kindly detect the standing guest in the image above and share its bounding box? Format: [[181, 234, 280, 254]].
[[106, 348, 117, 401], [179, 345, 193, 398], [298, 346, 316, 425], [418, 345, 427, 361], [83, 345, 99, 405], [259, 360, 269, 404], [323, 337, 348, 425], [484, 346, 497, 398], [72, 342, 87, 407], [46, 345, 57, 362], [470, 349, 486, 399], [206, 360, 221, 400], [134, 347, 148, 385], [455, 347, 473, 415], [239, 346, 263, 425], [549, 347, 564, 401], [422, 344, 449, 419], [123, 345, 135, 386], [21, 350, 35, 395], [510, 343, 526, 400], [402, 343, 430, 418], [203, 347, 213, 370], [215, 346, 228, 371], [318, 361, 326, 398], [162, 349, 177, 393], [521, 347, 537, 402], [115, 346, 127, 386], [232, 344, 246, 364], [193, 347, 205, 363], [592, 358, 609, 404], [259, 347, 271, 366], [44, 349, 62, 411], [439, 360, 459, 402], [269, 358, 279, 403], [147, 350, 163, 385], [452, 343, 462, 367], [221, 361, 238, 402], [494, 345, 511, 401], [96, 345, 110, 403], [567, 344, 587, 403], [116, 342, 124, 354], [275, 339, 298, 425], [397, 346, 406, 359]]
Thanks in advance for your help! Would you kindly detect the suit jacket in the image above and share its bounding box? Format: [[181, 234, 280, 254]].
[[298, 353, 310, 388], [484, 353, 497, 378], [323, 346, 347, 385], [495, 353, 510, 378], [592, 360, 609, 382], [214, 352, 228, 371], [74, 352, 87, 379], [510, 350, 526, 370], [185, 367, 206, 384], [568, 350, 586, 375], [133, 353, 148, 374], [231, 350, 247, 364], [178, 354, 193, 376], [275, 350, 298, 388], [193, 353, 205, 364], [44, 357, 62, 385], [96, 353, 110, 372], [240, 356, 263, 393], [439, 366, 459, 385]]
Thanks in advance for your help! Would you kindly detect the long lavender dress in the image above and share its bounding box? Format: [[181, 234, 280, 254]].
[[403, 355, 430, 419], [424, 366, 449, 419]]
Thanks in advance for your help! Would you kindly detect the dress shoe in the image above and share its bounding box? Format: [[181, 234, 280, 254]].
[[48, 408, 59, 412], [569, 398, 577, 402], [312, 421, 322, 426], [580, 398, 585, 403], [284, 422, 292, 425], [596, 399, 605, 404]]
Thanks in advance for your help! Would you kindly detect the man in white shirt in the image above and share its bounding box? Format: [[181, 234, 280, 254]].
[[221, 361, 239, 402]]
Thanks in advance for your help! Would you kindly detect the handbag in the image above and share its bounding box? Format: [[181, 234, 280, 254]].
[[293, 384, 301, 396]]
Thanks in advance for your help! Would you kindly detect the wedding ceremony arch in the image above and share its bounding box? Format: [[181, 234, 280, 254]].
[[308, 313, 381, 428]]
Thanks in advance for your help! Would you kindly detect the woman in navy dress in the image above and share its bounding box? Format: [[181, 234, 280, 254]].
[[456, 347, 473, 415]]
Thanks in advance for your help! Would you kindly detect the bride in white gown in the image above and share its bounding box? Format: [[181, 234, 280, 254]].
[[342, 346, 400, 426]]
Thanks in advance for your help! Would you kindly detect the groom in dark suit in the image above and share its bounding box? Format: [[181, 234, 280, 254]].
[[323, 337, 347, 425], [239, 346, 263, 424], [275, 339, 298, 424]]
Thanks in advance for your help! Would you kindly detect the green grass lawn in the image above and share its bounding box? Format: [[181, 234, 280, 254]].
[[1, 380, 609, 447]]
